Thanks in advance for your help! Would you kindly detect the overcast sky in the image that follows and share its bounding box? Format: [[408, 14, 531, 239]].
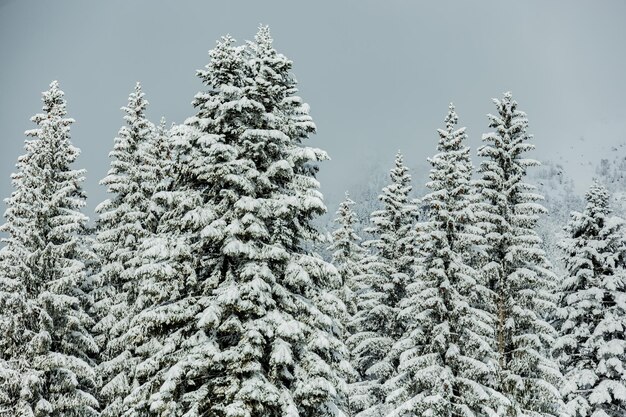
[[1, 0, 626, 216]]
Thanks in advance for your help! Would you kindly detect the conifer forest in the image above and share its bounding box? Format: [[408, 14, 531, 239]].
[[1, 11, 626, 417]]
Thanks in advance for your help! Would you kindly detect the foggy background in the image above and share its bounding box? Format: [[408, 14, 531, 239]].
[[1, 0, 625, 218]]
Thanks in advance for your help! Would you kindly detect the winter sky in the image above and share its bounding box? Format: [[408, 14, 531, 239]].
[[1, 0, 625, 215]]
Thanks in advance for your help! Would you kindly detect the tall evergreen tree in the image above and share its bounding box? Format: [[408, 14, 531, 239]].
[[0, 81, 98, 416], [122, 122, 197, 417], [328, 193, 364, 416], [124, 27, 348, 417], [555, 181, 626, 417], [122, 34, 252, 416], [476, 92, 562, 417], [348, 152, 418, 417], [92, 83, 163, 417], [387, 104, 504, 417], [328, 193, 365, 323]]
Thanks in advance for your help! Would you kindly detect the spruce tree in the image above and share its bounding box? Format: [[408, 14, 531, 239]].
[[328, 193, 364, 416], [328, 193, 365, 323], [476, 92, 562, 417], [387, 104, 504, 417], [92, 83, 162, 417], [122, 34, 252, 416], [208, 25, 347, 417], [122, 122, 195, 417], [0, 81, 98, 416], [124, 28, 348, 417], [348, 152, 418, 417], [555, 181, 626, 417]]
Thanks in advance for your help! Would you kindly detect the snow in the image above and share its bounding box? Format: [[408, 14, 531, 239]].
[[2, 24, 623, 417]]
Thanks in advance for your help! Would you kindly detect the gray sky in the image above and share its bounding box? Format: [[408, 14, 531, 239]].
[[1, 0, 626, 217]]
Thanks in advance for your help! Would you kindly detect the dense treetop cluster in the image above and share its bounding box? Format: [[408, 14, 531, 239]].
[[1, 26, 625, 417]]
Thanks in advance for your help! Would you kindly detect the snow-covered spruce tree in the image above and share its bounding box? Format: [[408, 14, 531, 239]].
[[121, 122, 199, 417], [555, 181, 626, 417], [476, 92, 562, 417], [348, 152, 418, 417], [328, 193, 365, 324], [124, 28, 348, 417], [386, 104, 504, 417], [0, 81, 98, 416], [328, 193, 364, 416], [92, 83, 164, 417], [121, 34, 252, 417]]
